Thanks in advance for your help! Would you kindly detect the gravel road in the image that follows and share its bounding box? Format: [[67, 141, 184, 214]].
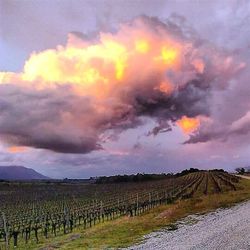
[[126, 200, 250, 250], [235, 175, 250, 180]]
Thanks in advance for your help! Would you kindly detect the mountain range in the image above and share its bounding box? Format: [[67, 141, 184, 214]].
[[0, 166, 49, 180]]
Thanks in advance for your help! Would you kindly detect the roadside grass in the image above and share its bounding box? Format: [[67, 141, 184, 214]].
[[21, 178, 250, 250]]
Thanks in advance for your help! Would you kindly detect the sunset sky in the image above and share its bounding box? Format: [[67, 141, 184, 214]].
[[1, 0, 250, 178]]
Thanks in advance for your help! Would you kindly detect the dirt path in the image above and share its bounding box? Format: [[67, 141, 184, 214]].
[[126, 200, 250, 250], [235, 174, 250, 180]]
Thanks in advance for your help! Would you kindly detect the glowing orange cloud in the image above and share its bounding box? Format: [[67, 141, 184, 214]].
[[161, 47, 178, 64], [154, 81, 173, 95], [177, 116, 200, 134], [0, 16, 243, 153], [192, 59, 205, 74], [8, 146, 28, 153], [0, 17, 191, 100], [135, 39, 150, 53], [0, 16, 241, 102]]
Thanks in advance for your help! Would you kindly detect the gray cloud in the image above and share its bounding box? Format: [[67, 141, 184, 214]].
[[0, 85, 102, 153], [185, 110, 250, 145]]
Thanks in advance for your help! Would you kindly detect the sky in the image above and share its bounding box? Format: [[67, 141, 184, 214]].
[[0, 0, 250, 178]]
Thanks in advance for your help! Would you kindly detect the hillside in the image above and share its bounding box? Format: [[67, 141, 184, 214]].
[[0, 166, 49, 180]]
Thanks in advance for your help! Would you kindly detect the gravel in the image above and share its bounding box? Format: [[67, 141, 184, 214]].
[[126, 200, 250, 250]]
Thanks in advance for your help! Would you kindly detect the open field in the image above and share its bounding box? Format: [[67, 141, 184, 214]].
[[0, 171, 248, 249]]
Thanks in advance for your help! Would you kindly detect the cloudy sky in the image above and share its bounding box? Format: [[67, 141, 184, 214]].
[[0, 0, 250, 178]]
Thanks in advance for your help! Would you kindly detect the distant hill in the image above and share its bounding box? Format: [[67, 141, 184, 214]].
[[0, 166, 49, 180]]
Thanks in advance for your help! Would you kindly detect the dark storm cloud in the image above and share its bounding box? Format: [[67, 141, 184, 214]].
[[0, 85, 103, 153]]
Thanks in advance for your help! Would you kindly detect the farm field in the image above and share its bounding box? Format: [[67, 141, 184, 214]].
[[0, 171, 247, 249]]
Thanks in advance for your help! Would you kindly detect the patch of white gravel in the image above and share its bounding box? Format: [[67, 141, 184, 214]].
[[125, 200, 250, 250]]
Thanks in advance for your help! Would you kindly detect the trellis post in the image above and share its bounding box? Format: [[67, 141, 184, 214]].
[[2, 212, 8, 249]]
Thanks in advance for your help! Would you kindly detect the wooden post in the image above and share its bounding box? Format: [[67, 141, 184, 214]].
[[136, 193, 139, 215], [100, 201, 104, 222], [64, 207, 69, 233], [2, 212, 8, 249], [149, 192, 151, 209]]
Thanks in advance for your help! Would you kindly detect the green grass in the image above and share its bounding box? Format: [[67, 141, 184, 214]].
[[12, 178, 248, 250]]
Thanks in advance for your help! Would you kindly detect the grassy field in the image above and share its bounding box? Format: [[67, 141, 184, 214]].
[[13, 177, 250, 250]]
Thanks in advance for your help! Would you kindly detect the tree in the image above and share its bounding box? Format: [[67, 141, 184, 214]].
[[235, 167, 245, 175]]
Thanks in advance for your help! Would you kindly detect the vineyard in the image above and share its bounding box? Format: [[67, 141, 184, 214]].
[[0, 171, 240, 249]]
